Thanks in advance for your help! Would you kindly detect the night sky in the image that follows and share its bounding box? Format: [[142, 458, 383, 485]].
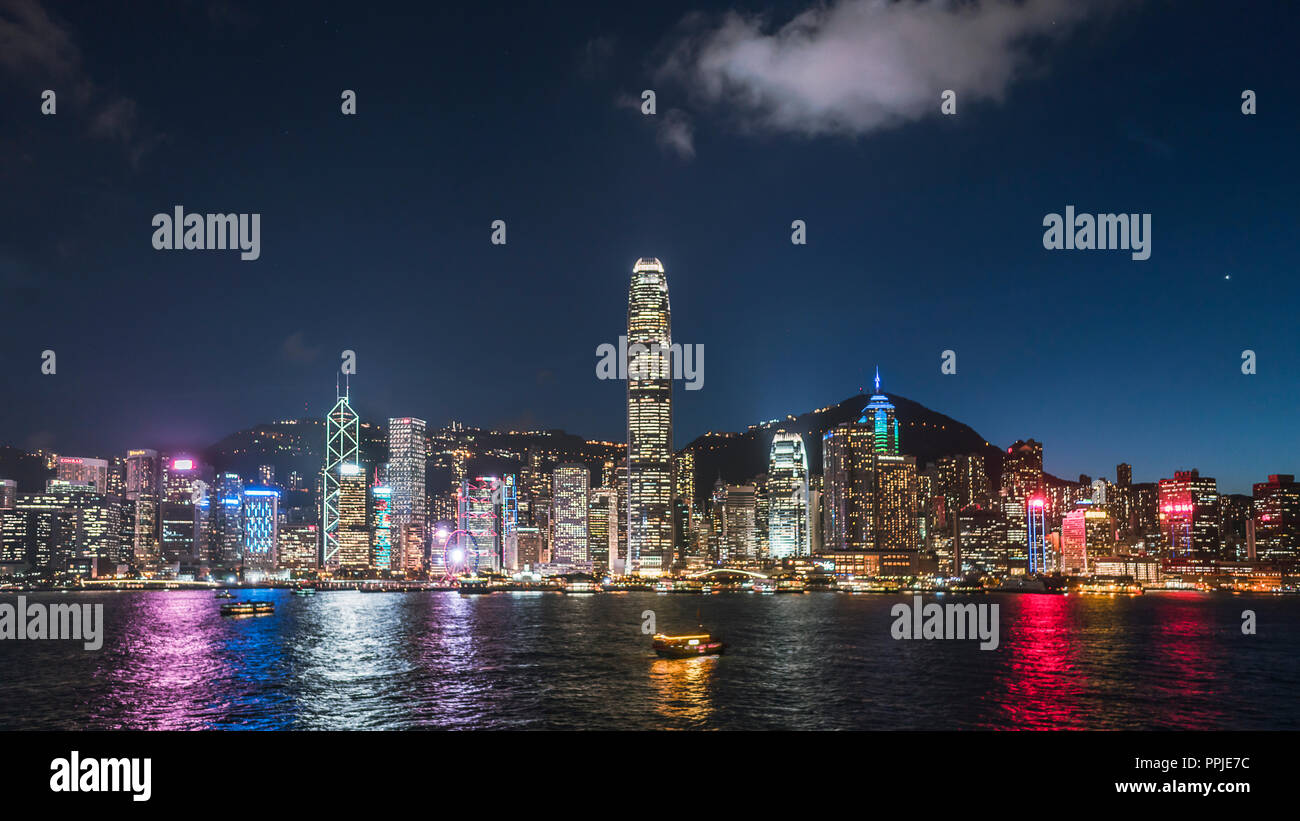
[[0, 0, 1296, 493]]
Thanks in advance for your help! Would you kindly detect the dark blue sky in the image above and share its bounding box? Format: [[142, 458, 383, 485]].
[[0, 0, 1297, 493]]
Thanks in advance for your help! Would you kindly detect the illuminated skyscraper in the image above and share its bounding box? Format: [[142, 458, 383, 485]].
[[822, 371, 918, 554], [861, 369, 901, 455], [278, 523, 319, 570], [323, 386, 360, 568], [55, 457, 109, 494], [612, 458, 628, 573], [336, 464, 370, 569], [458, 476, 504, 572], [1060, 509, 1088, 573], [672, 449, 695, 517], [1026, 496, 1048, 572], [125, 449, 160, 499], [552, 464, 590, 565], [1158, 469, 1218, 558], [160, 457, 208, 565], [241, 488, 280, 573], [873, 454, 919, 553], [767, 432, 809, 559], [161, 457, 208, 503], [14, 481, 118, 572], [626, 257, 673, 576], [722, 484, 757, 563], [936, 454, 990, 514], [387, 417, 427, 574], [370, 485, 394, 570], [588, 486, 612, 571], [1060, 506, 1116, 573], [132, 493, 160, 570], [205, 472, 244, 567], [752, 473, 769, 559], [1002, 439, 1044, 502], [1116, 463, 1132, 487], [822, 423, 874, 551], [1253, 474, 1300, 560]]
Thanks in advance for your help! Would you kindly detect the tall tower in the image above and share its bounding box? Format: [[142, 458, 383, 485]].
[[1002, 439, 1045, 502], [323, 384, 360, 568], [241, 488, 280, 573], [388, 417, 427, 573], [552, 464, 590, 565], [626, 257, 673, 576], [336, 464, 370, 569], [768, 432, 810, 559], [821, 369, 917, 554], [862, 368, 901, 455]]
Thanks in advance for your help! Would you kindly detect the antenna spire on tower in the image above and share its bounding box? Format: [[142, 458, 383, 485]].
[[874, 366, 881, 394]]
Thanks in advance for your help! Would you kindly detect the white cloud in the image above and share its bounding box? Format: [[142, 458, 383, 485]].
[[660, 0, 1103, 139], [657, 109, 696, 159]]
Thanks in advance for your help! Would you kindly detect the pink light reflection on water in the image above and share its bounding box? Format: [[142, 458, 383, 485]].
[[986, 594, 1086, 730], [96, 591, 242, 729]]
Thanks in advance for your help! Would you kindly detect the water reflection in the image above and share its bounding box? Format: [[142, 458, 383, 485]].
[[649, 656, 718, 727], [990, 594, 1083, 730], [1143, 593, 1223, 729], [98, 591, 226, 730], [2, 590, 1296, 730]]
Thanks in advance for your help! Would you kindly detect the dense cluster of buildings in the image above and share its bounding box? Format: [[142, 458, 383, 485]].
[[2, 258, 1297, 586]]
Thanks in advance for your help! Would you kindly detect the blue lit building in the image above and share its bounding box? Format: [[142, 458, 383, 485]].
[[241, 487, 279, 572], [371, 485, 393, 571]]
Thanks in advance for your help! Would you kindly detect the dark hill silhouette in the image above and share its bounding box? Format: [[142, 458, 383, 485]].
[[682, 393, 1009, 507]]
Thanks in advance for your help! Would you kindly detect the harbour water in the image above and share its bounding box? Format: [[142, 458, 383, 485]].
[[0, 590, 1295, 730]]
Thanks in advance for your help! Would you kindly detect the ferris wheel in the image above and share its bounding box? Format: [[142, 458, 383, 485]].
[[440, 529, 484, 577]]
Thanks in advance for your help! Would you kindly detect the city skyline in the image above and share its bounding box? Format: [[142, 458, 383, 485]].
[[0, 364, 1292, 498]]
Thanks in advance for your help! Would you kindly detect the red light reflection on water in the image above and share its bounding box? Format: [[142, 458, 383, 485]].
[[1140, 592, 1223, 729], [989, 594, 1084, 729]]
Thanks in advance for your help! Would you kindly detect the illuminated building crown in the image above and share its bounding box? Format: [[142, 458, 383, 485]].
[[857, 366, 900, 455]]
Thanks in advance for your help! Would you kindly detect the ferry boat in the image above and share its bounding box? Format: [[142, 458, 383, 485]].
[[291, 587, 316, 596], [839, 578, 900, 594], [753, 576, 807, 594], [562, 580, 598, 594], [995, 576, 1056, 593], [652, 631, 726, 659], [1076, 579, 1144, 596], [457, 577, 492, 594], [220, 601, 275, 617]]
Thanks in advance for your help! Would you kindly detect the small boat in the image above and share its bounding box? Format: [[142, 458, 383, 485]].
[[996, 576, 1054, 593], [214, 590, 235, 599], [220, 601, 275, 617], [1076, 580, 1144, 596], [457, 577, 492, 594], [652, 630, 725, 659]]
